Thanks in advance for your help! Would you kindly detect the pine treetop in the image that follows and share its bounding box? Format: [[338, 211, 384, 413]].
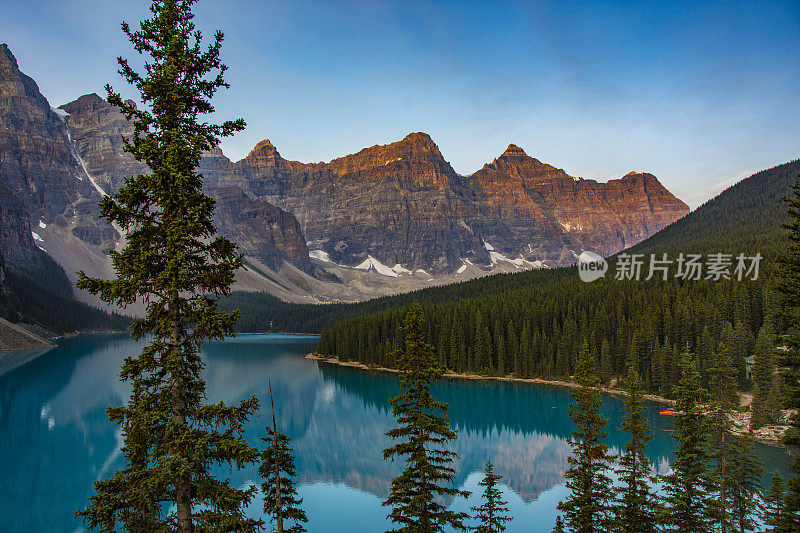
[[383, 302, 470, 532], [470, 460, 512, 533]]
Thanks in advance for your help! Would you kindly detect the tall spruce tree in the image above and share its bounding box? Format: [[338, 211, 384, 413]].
[[259, 380, 307, 533], [764, 472, 786, 530], [775, 175, 800, 532], [470, 460, 512, 533], [726, 434, 763, 533], [708, 342, 739, 532], [383, 302, 470, 532], [557, 341, 615, 533], [708, 344, 764, 533], [75, 1, 260, 531], [659, 348, 717, 533], [751, 320, 780, 429], [613, 365, 660, 533]]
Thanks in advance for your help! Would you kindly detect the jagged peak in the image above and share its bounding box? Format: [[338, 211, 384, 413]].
[[403, 131, 433, 143], [246, 139, 282, 160], [400, 132, 441, 153], [500, 143, 528, 158], [60, 93, 106, 113], [622, 171, 656, 180], [0, 43, 18, 68], [473, 144, 564, 178], [75, 92, 104, 104]]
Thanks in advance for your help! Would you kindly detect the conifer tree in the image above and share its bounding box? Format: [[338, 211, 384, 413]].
[[75, 1, 260, 531], [552, 516, 566, 533], [383, 301, 470, 532], [614, 365, 660, 533], [774, 175, 800, 532], [259, 380, 307, 533], [751, 321, 780, 429], [660, 348, 717, 533], [470, 460, 512, 533], [764, 472, 786, 530], [600, 339, 612, 386], [708, 342, 739, 532], [557, 341, 615, 533], [726, 434, 763, 533]]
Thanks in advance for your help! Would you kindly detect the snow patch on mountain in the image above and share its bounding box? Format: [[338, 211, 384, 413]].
[[51, 107, 69, 121], [488, 249, 546, 270], [560, 222, 583, 232], [354, 256, 399, 277], [309, 249, 333, 263], [31, 231, 43, 242], [391, 264, 412, 275]]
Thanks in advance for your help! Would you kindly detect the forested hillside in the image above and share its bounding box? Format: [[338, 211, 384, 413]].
[[628, 159, 800, 255], [0, 250, 130, 334], [226, 160, 798, 335], [312, 160, 799, 396]]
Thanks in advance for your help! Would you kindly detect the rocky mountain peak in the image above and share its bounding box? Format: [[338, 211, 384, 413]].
[[622, 171, 655, 181], [402, 132, 440, 154], [323, 132, 445, 179], [0, 47, 116, 266], [246, 139, 282, 163], [0, 44, 18, 68], [499, 143, 528, 158], [60, 92, 106, 113], [0, 44, 47, 104], [477, 143, 556, 176]]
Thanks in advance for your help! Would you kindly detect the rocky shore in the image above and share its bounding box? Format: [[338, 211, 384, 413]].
[[0, 316, 55, 351]]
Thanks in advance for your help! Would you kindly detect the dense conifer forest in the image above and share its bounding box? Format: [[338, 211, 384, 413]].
[[312, 160, 800, 397], [0, 250, 130, 334], [227, 160, 798, 335]]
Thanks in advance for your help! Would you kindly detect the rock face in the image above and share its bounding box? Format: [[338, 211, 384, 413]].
[[1, 41, 689, 291], [0, 180, 39, 265], [214, 133, 491, 272], [0, 315, 55, 352], [59, 93, 145, 195], [471, 144, 690, 259], [0, 44, 115, 262], [208, 185, 311, 273], [59, 92, 311, 275], [0, 46, 310, 292], [207, 135, 688, 272]]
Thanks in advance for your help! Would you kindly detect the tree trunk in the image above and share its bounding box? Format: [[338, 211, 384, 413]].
[[171, 291, 192, 533], [721, 431, 726, 533], [270, 380, 284, 533]]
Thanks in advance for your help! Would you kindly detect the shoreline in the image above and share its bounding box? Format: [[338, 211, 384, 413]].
[[306, 353, 676, 405], [236, 331, 320, 336], [306, 353, 791, 448]]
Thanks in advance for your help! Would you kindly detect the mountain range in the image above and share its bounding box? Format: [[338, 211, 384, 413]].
[[0, 42, 689, 311]]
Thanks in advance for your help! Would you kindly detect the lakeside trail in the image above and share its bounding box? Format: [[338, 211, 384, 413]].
[[306, 353, 791, 448]]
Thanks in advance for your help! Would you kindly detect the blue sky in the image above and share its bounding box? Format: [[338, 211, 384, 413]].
[[1, 0, 798, 207]]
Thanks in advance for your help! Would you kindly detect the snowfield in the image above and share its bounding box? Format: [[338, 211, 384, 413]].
[[354, 256, 399, 277]]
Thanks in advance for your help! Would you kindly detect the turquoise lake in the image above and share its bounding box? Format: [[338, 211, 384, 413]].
[[0, 333, 793, 532]]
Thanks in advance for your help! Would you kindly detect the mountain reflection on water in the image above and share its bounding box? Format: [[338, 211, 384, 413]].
[[0, 333, 792, 532]]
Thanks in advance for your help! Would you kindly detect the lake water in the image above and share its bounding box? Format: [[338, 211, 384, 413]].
[[0, 333, 793, 532]]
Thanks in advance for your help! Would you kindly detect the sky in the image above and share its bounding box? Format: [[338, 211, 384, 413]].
[[1, 0, 798, 208]]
